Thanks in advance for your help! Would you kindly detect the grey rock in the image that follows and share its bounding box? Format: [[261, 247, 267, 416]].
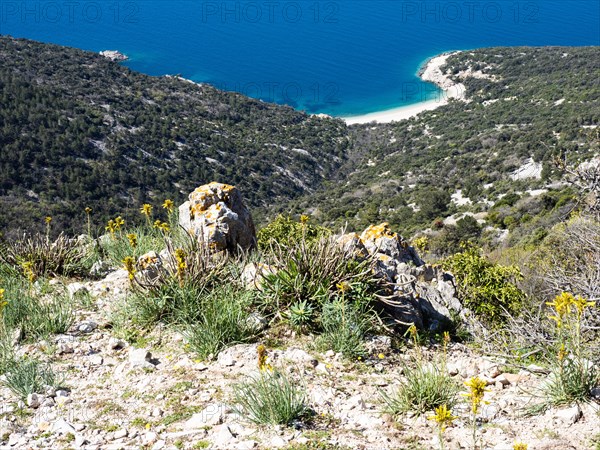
[[113, 429, 128, 439], [67, 282, 89, 298], [41, 396, 55, 407], [7, 433, 24, 447], [217, 353, 236, 367], [555, 404, 583, 424], [142, 431, 158, 445], [108, 337, 126, 351], [184, 404, 225, 428], [89, 354, 103, 365], [27, 393, 41, 408], [57, 343, 74, 354], [269, 436, 287, 447], [213, 424, 235, 447], [52, 418, 76, 435], [234, 441, 258, 449], [90, 260, 112, 278], [283, 348, 314, 364], [179, 183, 256, 252], [129, 348, 152, 365], [152, 440, 166, 450], [136, 251, 163, 283], [78, 321, 97, 333], [74, 434, 87, 448]]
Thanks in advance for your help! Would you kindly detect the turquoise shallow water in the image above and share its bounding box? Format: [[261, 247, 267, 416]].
[[1, 1, 599, 116]]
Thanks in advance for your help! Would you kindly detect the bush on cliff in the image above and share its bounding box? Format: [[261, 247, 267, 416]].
[[443, 244, 525, 325]]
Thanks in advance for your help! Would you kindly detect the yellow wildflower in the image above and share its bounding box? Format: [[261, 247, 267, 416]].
[[513, 443, 528, 450], [114, 216, 125, 230], [463, 377, 489, 414], [427, 404, 457, 431], [257, 344, 272, 372], [85, 207, 92, 214], [140, 204, 153, 217], [21, 261, 36, 283], [443, 331, 451, 345], [408, 324, 418, 337], [153, 220, 170, 232], [105, 219, 116, 235], [45, 216, 52, 224], [299, 214, 309, 224], [546, 292, 574, 327], [336, 281, 351, 293], [122, 256, 136, 281], [174, 248, 187, 285], [162, 199, 174, 212], [378, 353, 385, 359], [571, 294, 595, 316], [0, 289, 7, 314], [127, 233, 138, 248]]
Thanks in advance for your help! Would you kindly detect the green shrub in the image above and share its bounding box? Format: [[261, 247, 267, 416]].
[[285, 300, 315, 332], [443, 245, 525, 324], [183, 287, 261, 359], [232, 369, 308, 425], [257, 215, 330, 250]]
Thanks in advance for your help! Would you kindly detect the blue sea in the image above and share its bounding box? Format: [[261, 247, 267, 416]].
[[1, 1, 599, 116]]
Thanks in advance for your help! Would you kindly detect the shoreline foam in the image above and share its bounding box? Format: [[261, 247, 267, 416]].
[[342, 51, 466, 125]]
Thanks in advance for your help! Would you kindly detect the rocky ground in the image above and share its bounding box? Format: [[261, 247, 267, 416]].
[[0, 269, 599, 450]]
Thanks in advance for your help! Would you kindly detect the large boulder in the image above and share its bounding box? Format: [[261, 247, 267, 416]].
[[340, 223, 469, 331], [179, 182, 256, 252]]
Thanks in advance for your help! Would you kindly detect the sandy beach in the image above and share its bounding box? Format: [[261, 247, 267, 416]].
[[343, 52, 466, 125]]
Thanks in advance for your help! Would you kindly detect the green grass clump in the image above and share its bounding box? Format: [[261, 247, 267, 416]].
[[529, 292, 600, 413], [381, 362, 459, 417], [259, 235, 379, 322], [233, 369, 308, 425], [3, 358, 61, 401], [183, 286, 260, 359], [381, 328, 458, 417], [99, 225, 165, 269], [1, 278, 73, 342], [315, 298, 373, 359], [0, 233, 93, 279]]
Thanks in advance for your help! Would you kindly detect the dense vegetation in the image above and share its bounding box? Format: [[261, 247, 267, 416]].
[[0, 37, 598, 253], [0, 36, 348, 236], [285, 46, 599, 248]]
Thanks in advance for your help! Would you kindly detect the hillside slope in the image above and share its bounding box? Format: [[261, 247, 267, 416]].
[[287, 47, 599, 245], [0, 36, 348, 235], [0, 38, 598, 243]]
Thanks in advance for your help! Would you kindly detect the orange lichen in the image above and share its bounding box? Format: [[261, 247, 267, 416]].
[[361, 223, 397, 241]]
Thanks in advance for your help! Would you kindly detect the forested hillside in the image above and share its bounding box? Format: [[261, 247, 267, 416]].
[[0, 37, 598, 246], [0, 36, 348, 236], [286, 47, 599, 250]]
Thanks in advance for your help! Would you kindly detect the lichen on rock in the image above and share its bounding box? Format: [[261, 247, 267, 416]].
[[179, 182, 256, 252]]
